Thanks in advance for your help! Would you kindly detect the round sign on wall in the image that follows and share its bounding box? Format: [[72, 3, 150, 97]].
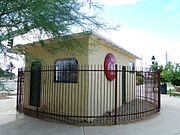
[[104, 53, 116, 81]]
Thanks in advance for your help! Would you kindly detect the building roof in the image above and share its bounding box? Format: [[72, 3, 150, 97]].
[[13, 31, 141, 59], [89, 31, 141, 60]]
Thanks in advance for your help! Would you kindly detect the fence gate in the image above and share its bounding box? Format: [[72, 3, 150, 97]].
[[17, 68, 24, 112]]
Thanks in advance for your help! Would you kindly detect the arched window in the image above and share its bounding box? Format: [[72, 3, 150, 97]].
[[54, 58, 78, 83]]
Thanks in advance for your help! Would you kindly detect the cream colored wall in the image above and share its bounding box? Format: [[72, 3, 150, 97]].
[[87, 37, 137, 118], [23, 35, 137, 121], [24, 37, 90, 118], [88, 36, 136, 65], [25, 39, 89, 66], [23, 68, 31, 109]]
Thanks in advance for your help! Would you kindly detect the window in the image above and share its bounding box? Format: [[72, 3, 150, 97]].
[[129, 61, 135, 72], [55, 58, 78, 83]]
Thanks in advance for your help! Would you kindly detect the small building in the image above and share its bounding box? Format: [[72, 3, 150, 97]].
[[20, 31, 142, 123]]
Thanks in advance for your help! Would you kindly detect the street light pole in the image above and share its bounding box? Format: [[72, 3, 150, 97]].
[[151, 56, 155, 65]]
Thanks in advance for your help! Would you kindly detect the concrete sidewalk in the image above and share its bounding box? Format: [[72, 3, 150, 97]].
[[0, 95, 180, 135]]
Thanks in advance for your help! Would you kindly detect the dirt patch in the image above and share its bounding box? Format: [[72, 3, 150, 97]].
[[0, 94, 11, 100], [92, 99, 158, 125], [20, 99, 159, 126]]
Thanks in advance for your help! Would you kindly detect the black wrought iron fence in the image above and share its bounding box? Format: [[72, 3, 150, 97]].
[[17, 65, 160, 126], [17, 68, 24, 112]]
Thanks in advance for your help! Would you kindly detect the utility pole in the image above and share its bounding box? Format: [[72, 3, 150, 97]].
[[165, 52, 168, 65]]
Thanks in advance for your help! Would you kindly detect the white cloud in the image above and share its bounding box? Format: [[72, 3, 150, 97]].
[[93, 0, 142, 6], [99, 26, 180, 67]]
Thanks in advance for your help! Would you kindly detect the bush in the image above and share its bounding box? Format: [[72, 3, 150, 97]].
[[136, 72, 144, 85]]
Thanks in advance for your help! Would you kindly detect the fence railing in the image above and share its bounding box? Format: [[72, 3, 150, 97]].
[[17, 65, 160, 126]]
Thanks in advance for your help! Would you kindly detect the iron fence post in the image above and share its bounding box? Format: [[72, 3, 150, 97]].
[[19, 77, 22, 108], [114, 64, 118, 125], [122, 66, 126, 105], [36, 68, 40, 118], [157, 70, 161, 111], [16, 69, 20, 110]]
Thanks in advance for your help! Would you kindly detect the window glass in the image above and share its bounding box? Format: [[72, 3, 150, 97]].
[[129, 61, 135, 71], [55, 58, 78, 83]]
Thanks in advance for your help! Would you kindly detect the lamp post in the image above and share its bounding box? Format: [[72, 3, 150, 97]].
[[151, 56, 155, 65]]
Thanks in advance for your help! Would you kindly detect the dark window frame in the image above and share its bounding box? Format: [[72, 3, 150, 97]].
[[54, 58, 78, 83]]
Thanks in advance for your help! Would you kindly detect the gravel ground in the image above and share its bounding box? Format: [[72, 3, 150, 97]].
[[44, 98, 158, 126], [92, 99, 158, 125]]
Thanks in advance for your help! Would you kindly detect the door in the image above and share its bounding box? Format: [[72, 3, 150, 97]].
[[30, 61, 41, 106], [122, 66, 126, 104]]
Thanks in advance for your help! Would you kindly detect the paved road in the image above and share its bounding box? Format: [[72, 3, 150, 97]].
[[0, 95, 180, 135]]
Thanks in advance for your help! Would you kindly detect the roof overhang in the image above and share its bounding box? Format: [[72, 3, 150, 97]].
[[12, 31, 141, 60], [90, 31, 141, 60]]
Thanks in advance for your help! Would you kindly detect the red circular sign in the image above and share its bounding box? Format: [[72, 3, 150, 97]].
[[104, 53, 116, 81]]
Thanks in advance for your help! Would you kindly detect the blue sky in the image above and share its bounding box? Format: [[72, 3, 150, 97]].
[[98, 0, 180, 66], [103, 0, 180, 38], [9, 0, 180, 70]]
